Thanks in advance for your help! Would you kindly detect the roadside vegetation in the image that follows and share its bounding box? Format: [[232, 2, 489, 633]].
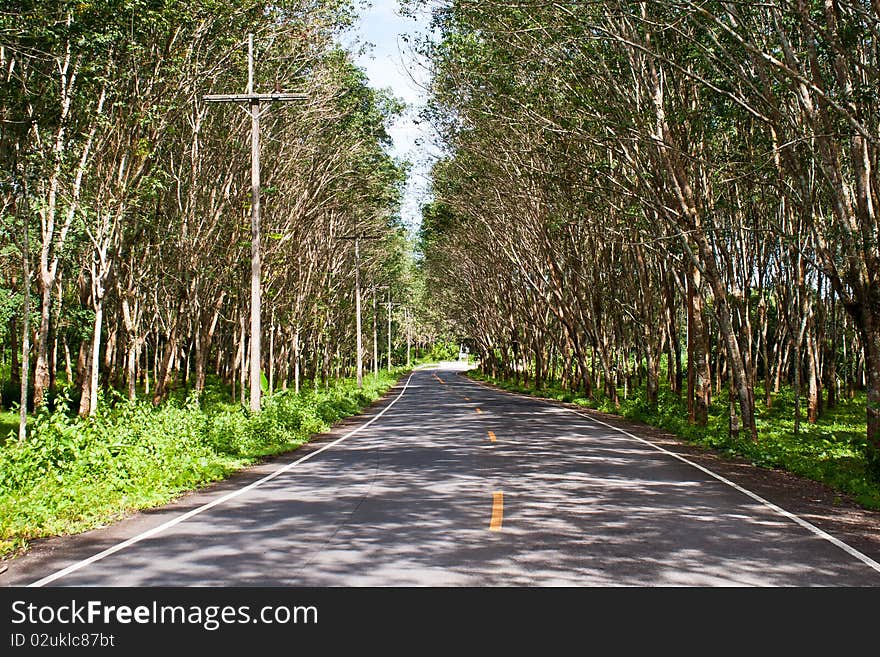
[[0, 368, 408, 559]]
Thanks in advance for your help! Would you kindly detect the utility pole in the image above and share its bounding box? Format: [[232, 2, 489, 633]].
[[405, 306, 411, 367], [372, 283, 387, 379], [385, 290, 401, 372], [204, 34, 307, 412], [339, 230, 381, 388], [372, 289, 379, 378]]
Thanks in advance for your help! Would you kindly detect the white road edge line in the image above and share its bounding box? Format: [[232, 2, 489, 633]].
[[29, 372, 416, 588], [463, 373, 880, 575]]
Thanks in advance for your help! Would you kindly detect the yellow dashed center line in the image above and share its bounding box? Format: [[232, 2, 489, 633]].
[[488, 430, 496, 443], [489, 492, 504, 531], [433, 373, 446, 385]]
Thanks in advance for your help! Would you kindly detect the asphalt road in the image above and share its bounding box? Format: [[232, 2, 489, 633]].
[[5, 362, 880, 587]]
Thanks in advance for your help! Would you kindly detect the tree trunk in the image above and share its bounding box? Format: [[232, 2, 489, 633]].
[[268, 318, 275, 394], [826, 291, 837, 409], [32, 282, 51, 407], [9, 315, 20, 387], [87, 301, 103, 416], [760, 296, 771, 408], [144, 338, 151, 396], [19, 237, 31, 440], [239, 311, 247, 406], [152, 327, 177, 406], [126, 339, 138, 401], [807, 321, 820, 424], [77, 342, 93, 418], [687, 267, 710, 426], [728, 376, 740, 439], [858, 309, 880, 474], [695, 232, 756, 440], [102, 324, 117, 388], [193, 327, 204, 394], [63, 335, 73, 384], [294, 329, 301, 394]]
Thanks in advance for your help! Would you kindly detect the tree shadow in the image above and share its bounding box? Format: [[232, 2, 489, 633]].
[[16, 370, 880, 587]]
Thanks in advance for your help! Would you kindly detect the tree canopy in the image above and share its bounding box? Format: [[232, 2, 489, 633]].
[[1, 0, 419, 425], [415, 0, 880, 472]]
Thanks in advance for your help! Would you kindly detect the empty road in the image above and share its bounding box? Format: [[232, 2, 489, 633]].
[[5, 362, 880, 587]]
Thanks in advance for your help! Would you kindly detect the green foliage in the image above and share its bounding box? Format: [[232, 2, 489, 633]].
[[0, 288, 21, 346], [427, 340, 459, 361], [0, 369, 405, 558], [0, 410, 21, 443]]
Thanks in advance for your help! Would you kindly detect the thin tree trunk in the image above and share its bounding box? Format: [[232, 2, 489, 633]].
[[77, 342, 93, 418], [239, 310, 247, 406], [807, 320, 820, 424], [33, 285, 51, 407], [126, 339, 138, 401], [63, 335, 73, 384], [687, 267, 710, 426], [269, 317, 275, 395], [294, 328, 301, 394], [144, 338, 151, 396], [826, 291, 838, 409], [87, 300, 103, 416], [19, 219, 31, 441], [152, 329, 177, 406]]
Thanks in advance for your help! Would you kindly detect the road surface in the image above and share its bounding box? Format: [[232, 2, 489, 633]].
[[4, 362, 880, 586]]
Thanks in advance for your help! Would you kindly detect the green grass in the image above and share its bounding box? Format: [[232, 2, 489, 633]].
[[467, 370, 880, 511], [0, 367, 410, 559], [1, 410, 21, 442]]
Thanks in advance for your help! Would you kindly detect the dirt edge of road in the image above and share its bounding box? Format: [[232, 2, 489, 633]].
[[463, 372, 880, 568]]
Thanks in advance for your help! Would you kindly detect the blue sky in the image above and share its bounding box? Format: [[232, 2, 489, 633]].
[[345, 1, 436, 233]]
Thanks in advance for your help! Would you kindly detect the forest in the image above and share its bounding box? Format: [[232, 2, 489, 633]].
[[416, 1, 880, 482], [3, 0, 880, 556], [0, 0, 444, 422], [0, 0, 448, 555]]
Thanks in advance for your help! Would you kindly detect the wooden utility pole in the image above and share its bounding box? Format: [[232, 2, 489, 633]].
[[405, 306, 411, 367], [385, 291, 400, 372], [340, 231, 381, 388], [204, 34, 307, 412]]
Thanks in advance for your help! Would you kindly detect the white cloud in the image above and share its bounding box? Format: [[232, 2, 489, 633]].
[[348, 1, 438, 232]]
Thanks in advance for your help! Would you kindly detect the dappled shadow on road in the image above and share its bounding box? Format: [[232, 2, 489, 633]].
[[46, 370, 880, 587]]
